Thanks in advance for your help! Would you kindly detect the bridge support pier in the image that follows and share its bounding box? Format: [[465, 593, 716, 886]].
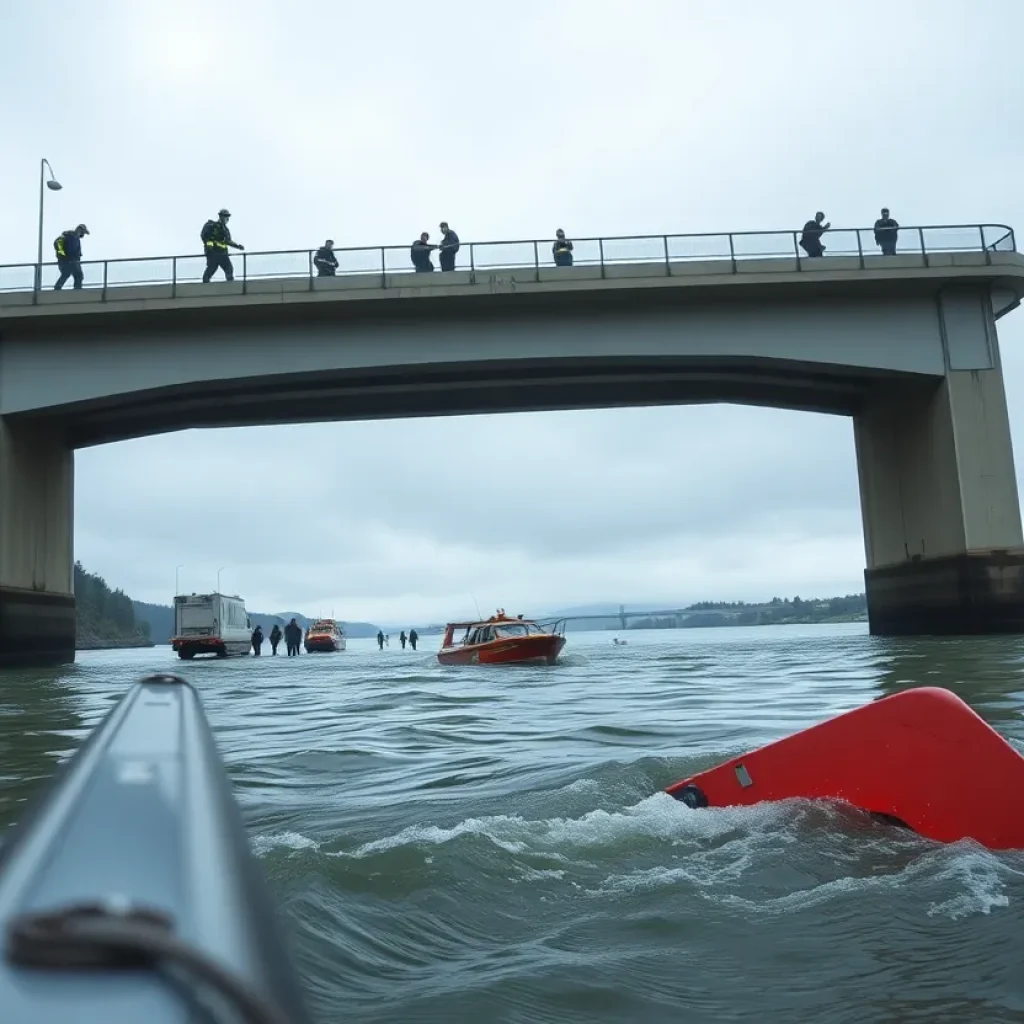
[[856, 362, 1024, 635], [0, 419, 75, 667]]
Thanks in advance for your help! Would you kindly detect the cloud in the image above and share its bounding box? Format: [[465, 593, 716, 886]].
[[3, 0, 1024, 623]]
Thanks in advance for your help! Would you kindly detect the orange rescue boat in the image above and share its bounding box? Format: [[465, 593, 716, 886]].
[[303, 619, 346, 653], [438, 609, 566, 666]]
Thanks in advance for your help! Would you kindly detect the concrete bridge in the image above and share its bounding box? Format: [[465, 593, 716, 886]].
[[1, 223, 1023, 665]]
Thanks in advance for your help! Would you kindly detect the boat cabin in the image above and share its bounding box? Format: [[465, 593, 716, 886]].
[[442, 611, 554, 649]]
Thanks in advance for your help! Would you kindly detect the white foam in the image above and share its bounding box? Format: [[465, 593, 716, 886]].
[[925, 847, 1018, 920], [251, 830, 321, 856], [332, 792, 793, 861]]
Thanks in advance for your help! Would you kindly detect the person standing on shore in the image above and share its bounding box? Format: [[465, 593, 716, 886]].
[[284, 618, 302, 656], [269, 623, 282, 655]]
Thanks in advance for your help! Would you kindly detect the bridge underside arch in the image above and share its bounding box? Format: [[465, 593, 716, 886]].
[[11, 355, 917, 448]]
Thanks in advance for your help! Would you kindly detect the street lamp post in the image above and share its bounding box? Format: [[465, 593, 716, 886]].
[[175, 564, 184, 597], [36, 159, 63, 292]]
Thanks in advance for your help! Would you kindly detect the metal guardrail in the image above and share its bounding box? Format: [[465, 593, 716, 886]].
[[0, 224, 1015, 300]]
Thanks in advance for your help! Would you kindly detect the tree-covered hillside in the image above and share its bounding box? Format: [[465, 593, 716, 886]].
[[75, 562, 154, 650]]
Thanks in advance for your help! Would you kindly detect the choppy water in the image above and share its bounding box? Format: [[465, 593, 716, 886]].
[[2, 623, 1024, 1023]]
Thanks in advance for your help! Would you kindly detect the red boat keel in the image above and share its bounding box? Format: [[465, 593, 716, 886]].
[[665, 686, 1024, 850]]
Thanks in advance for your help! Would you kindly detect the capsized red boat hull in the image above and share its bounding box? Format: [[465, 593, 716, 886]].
[[438, 633, 566, 665], [665, 686, 1024, 850]]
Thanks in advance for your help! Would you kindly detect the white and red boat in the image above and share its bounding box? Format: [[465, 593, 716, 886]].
[[303, 619, 346, 653], [437, 610, 566, 666]]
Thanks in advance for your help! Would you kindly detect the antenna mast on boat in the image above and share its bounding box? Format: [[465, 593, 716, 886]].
[[470, 594, 482, 620]]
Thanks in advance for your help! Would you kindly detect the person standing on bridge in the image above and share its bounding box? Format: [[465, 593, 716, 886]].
[[201, 208, 245, 283], [399, 630, 407, 649], [799, 211, 830, 258], [269, 623, 282, 655], [314, 239, 339, 276], [553, 229, 574, 267], [411, 232, 436, 272], [873, 208, 899, 256], [438, 222, 460, 271], [53, 224, 89, 290], [408, 628, 418, 651]]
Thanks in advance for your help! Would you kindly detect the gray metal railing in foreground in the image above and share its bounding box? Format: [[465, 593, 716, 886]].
[[0, 224, 1015, 301]]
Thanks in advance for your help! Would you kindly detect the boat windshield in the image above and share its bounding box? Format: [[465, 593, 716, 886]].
[[494, 623, 533, 638]]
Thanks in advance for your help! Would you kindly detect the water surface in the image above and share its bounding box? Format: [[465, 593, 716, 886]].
[[2, 624, 1023, 1023]]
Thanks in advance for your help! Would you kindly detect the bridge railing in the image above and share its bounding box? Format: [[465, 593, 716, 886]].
[[0, 223, 1015, 298]]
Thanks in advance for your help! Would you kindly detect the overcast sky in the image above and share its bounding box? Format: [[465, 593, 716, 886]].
[[3, 0, 1023, 623]]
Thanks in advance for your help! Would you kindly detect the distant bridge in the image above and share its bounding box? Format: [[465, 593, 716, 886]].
[[545, 606, 701, 631]]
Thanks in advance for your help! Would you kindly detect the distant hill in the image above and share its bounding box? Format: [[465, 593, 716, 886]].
[[76, 563, 154, 650], [132, 601, 382, 642], [539, 595, 868, 631]]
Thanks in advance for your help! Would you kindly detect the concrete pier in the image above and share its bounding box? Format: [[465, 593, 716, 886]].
[[0, 420, 75, 666], [855, 287, 1024, 634]]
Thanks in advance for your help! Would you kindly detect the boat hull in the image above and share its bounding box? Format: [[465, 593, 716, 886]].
[[665, 686, 1024, 850], [438, 633, 565, 666], [303, 637, 344, 653]]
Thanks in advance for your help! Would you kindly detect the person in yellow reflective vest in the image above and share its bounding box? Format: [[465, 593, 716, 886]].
[[200, 208, 245, 283], [53, 224, 89, 290]]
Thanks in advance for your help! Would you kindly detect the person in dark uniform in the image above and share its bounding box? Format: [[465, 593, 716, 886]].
[[799, 211, 830, 258], [408, 628, 418, 651], [251, 624, 264, 656], [53, 224, 89, 290], [873, 208, 899, 256], [201, 208, 245, 282], [438, 222, 460, 271], [314, 239, 339, 276], [553, 229, 573, 267], [284, 618, 302, 656], [269, 623, 282, 655], [377, 630, 385, 650], [399, 630, 407, 649], [411, 232, 435, 271]]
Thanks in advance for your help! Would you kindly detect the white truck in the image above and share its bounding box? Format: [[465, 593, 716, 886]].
[[171, 592, 252, 660]]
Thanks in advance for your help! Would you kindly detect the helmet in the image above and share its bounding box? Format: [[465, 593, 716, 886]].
[[218, 208, 231, 217], [76, 223, 90, 235]]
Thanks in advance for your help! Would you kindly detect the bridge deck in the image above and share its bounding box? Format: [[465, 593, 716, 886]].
[[1, 224, 1020, 322]]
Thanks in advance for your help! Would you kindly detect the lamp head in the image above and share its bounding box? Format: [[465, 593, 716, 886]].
[[46, 179, 62, 191]]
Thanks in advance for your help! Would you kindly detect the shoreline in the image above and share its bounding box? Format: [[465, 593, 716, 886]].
[[76, 637, 155, 652]]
